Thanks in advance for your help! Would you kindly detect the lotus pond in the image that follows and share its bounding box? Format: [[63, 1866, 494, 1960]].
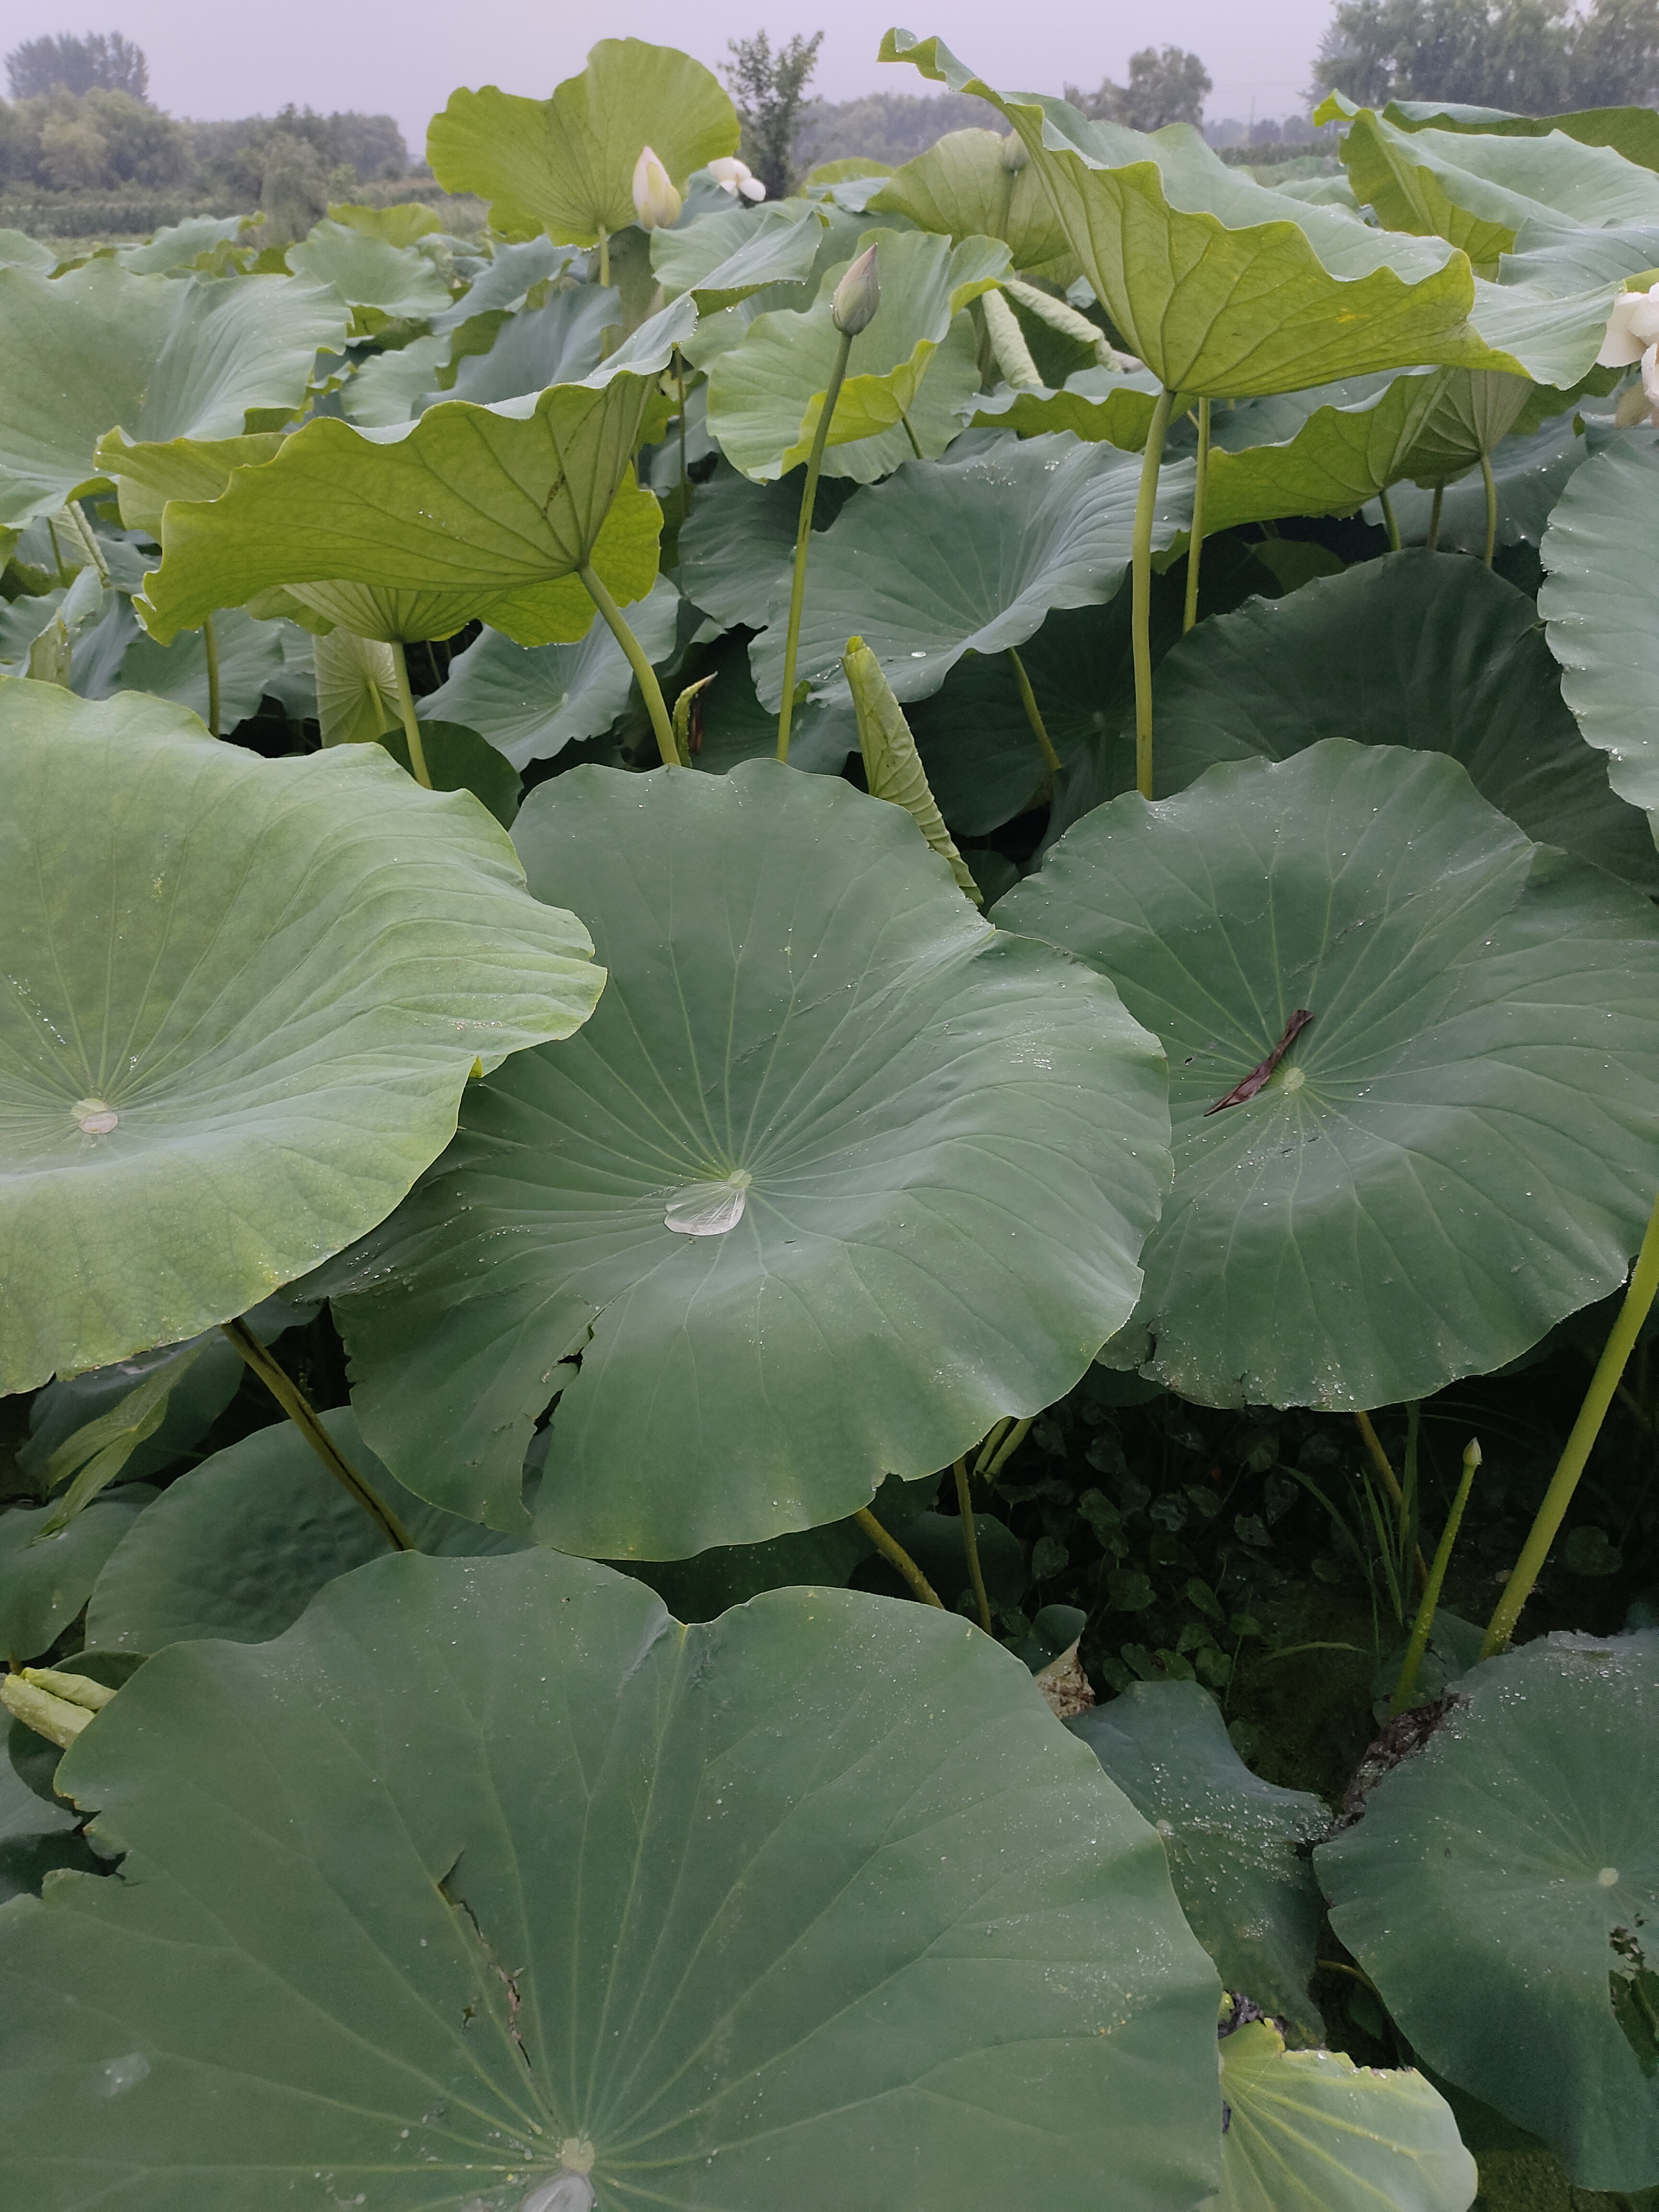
[[3, 29, 1659, 2212]]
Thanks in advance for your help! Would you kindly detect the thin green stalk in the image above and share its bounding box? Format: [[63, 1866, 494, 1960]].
[[596, 223, 609, 290], [387, 640, 433, 789], [776, 324, 854, 763], [579, 562, 678, 769], [1379, 486, 1401, 552], [973, 1417, 1012, 1479], [900, 411, 924, 460], [1479, 451, 1497, 567], [674, 349, 690, 512], [984, 1415, 1034, 1480], [953, 1457, 994, 1633], [1392, 1437, 1480, 1714], [203, 610, 221, 738], [1007, 647, 1060, 775], [1131, 387, 1176, 800], [1484, 1191, 1659, 1657], [1427, 483, 1444, 552], [220, 1319, 412, 1551], [854, 1506, 944, 1607], [1352, 1407, 1428, 1588], [1182, 395, 1210, 636]]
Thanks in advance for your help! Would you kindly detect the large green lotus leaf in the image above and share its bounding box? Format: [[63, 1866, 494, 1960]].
[[970, 362, 1166, 452], [0, 228, 55, 272], [1069, 1681, 1327, 2039], [0, 1549, 1225, 2211], [286, 220, 452, 326], [748, 431, 1191, 711], [135, 301, 695, 648], [705, 227, 1008, 482], [421, 574, 681, 768], [444, 285, 619, 407], [1318, 1631, 1659, 2191], [868, 127, 1071, 266], [679, 631, 860, 777], [0, 682, 602, 1394], [85, 1408, 525, 1654], [0, 1743, 83, 1906], [339, 332, 449, 426], [1215, 2018, 1477, 2212], [1339, 108, 1659, 273], [91, 427, 287, 534], [651, 197, 828, 312], [0, 260, 347, 528], [429, 38, 739, 246], [886, 34, 1627, 393], [115, 606, 285, 731], [1145, 551, 1659, 889], [116, 214, 248, 274], [325, 760, 1170, 1557], [1540, 433, 1659, 827], [995, 739, 1659, 1410], [0, 1490, 156, 1664], [1382, 96, 1659, 174], [674, 459, 855, 627]]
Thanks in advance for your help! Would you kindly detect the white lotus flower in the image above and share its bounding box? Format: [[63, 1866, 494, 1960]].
[[708, 155, 767, 201], [1597, 279, 1659, 366], [631, 145, 682, 231]]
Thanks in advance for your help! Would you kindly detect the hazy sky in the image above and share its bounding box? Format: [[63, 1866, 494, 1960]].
[[41, 1, 1334, 151]]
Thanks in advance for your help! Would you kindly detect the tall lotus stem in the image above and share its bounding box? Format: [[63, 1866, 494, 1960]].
[[854, 1505, 943, 1606], [1391, 1437, 1479, 1713], [1183, 397, 1211, 636], [579, 562, 678, 769], [953, 1457, 994, 1633], [1483, 1191, 1659, 1657], [1131, 387, 1176, 800], [387, 640, 433, 789], [203, 611, 221, 737], [1007, 646, 1060, 775], [1379, 487, 1401, 552], [1479, 451, 1498, 567], [595, 222, 609, 290], [220, 1318, 412, 1551], [1427, 483, 1444, 552]]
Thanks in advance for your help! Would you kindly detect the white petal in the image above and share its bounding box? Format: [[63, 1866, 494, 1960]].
[[739, 176, 767, 200], [665, 1172, 752, 1236]]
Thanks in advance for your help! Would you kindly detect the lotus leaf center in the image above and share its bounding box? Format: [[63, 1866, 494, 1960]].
[[1280, 1066, 1307, 1094], [664, 1169, 753, 1238], [1599, 1866, 1621, 1886], [72, 1098, 120, 1136]]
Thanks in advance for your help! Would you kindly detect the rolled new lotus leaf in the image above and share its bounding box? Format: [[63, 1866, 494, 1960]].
[[0, 683, 602, 1394], [868, 127, 1071, 267], [1143, 550, 1659, 889], [0, 1550, 1225, 2211], [747, 431, 1191, 711], [1215, 2014, 1477, 2212], [1541, 433, 1659, 828], [0, 259, 347, 528], [1317, 1631, 1659, 2191], [135, 299, 695, 649], [704, 226, 1009, 482], [883, 31, 1623, 393], [995, 738, 1659, 1410], [429, 37, 739, 245], [325, 759, 1171, 1558]]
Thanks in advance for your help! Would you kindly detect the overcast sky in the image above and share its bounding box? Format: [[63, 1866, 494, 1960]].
[[34, 2, 1335, 150]]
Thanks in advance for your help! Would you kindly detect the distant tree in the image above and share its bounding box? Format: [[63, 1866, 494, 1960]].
[[1309, 0, 1659, 113], [792, 88, 986, 171], [1570, 0, 1659, 105], [722, 29, 823, 198], [1067, 46, 1213, 132], [6, 29, 147, 102]]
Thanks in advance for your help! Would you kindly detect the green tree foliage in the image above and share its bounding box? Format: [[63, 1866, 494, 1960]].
[[5, 30, 147, 102], [1066, 47, 1214, 132], [795, 87, 985, 171], [0, 89, 190, 192], [1312, 0, 1659, 111], [722, 28, 823, 197]]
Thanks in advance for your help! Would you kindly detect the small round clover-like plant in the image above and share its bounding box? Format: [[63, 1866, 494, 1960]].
[[0, 682, 602, 1392]]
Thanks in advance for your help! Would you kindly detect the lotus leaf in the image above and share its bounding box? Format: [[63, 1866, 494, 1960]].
[[0, 1490, 156, 1664], [1380, 96, 1659, 174], [971, 363, 1166, 452], [377, 721, 523, 828], [0, 260, 347, 528], [340, 334, 450, 427], [1381, 411, 1587, 551], [651, 197, 828, 311], [705, 228, 1008, 482], [286, 220, 453, 327], [313, 626, 399, 745], [884, 33, 1621, 393], [115, 215, 248, 274], [0, 228, 54, 272], [444, 285, 619, 407], [0, 1747, 84, 1905], [1070, 1680, 1328, 2037], [433, 236, 584, 334], [0, 1550, 1225, 2210], [869, 127, 1071, 267], [677, 631, 859, 776], [135, 302, 696, 649], [429, 38, 739, 246], [843, 634, 979, 897], [423, 577, 680, 768], [0, 682, 602, 1393], [1318, 1631, 1659, 2191], [995, 739, 1659, 1409], [325, 760, 1170, 1558], [1215, 2017, 1477, 2212], [92, 428, 287, 534], [1540, 432, 1659, 826], [115, 607, 285, 730], [674, 461, 855, 628], [749, 432, 1191, 711], [1143, 551, 1658, 888]]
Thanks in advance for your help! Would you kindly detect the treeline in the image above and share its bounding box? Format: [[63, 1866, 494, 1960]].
[[1312, 0, 1659, 113]]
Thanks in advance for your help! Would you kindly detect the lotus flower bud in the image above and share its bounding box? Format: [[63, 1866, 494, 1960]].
[[631, 146, 682, 232], [708, 155, 766, 202], [1000, 132, 1030, 172], [831, 244, 880, 337]]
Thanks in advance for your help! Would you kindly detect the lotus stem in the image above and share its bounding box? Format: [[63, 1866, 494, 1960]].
[[983, 1415, 1034, 1481], [1353, 1409, 1429, 1589], [1391, 1436, 1480, 1714], [579, 563, 678, 769], [953, 1457, 994, 1633], [1483, 1190, 1659, 1658], [1379, 486, 1401, 552], [674, 349, 690, 513], [1479, 451, 1497, 567], [203, 611, 221, 738], [387, 641, 433, 789], [777, 323, 854, 764], [1183, 397, 1210, 636], [973, 1417, 1012, 1478], [1007, 646, 1060, 775], [1131, 387, 1176, 801], [1427, 483, 1444, 552], [854, 1505, 944, 1607], [220, 1318, 413, 1552], [596, 223, 609, 290]]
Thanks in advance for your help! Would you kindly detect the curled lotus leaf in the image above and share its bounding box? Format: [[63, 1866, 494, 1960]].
[[868, 127, 1071, 267], [285, 220, 453, 326]]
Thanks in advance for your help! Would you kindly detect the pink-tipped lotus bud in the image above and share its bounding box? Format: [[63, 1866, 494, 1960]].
[[831, 244, 880, 336]]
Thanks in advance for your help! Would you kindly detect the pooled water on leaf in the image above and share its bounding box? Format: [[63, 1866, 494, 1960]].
[[665, 1170, 751, 1236]]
